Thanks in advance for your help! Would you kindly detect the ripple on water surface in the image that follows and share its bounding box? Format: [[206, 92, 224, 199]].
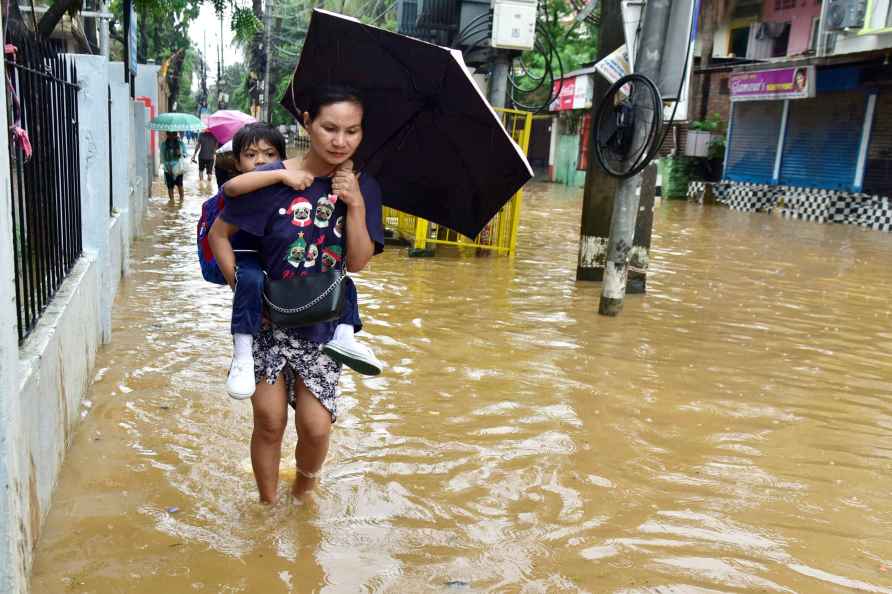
[[29, 173, 892, 593]]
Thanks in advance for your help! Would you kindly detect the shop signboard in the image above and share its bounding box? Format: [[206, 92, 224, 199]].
[[550, 75, 593, 112], [730, 66, 816, 102]]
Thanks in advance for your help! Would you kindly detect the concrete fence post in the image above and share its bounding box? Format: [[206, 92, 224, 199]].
[[130, 101, 149, 223], [108, 62, 132, 279], [70, 54, 113, 342]]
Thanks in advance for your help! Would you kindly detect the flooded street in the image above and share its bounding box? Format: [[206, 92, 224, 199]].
[[30, 169, 892, 593]]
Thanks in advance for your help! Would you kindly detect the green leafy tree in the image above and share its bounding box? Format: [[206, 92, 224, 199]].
[[511, 0, 599, 110], [231, 0, 400, 125]]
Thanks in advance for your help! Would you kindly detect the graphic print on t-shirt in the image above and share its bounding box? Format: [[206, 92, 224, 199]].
[[219, 161, 386, 343], [305, 242, 319, 268], [285, 232, 307, 267], [283, 197, 312, 227], [321, 245, 343, 272], [314, 195, 337, 228]]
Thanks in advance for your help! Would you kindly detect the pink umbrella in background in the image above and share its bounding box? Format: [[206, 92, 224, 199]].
[[206, 110, 256, 144]]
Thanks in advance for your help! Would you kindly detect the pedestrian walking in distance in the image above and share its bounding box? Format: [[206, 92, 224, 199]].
[[161, 132, 187, 203], [192, 129, 219, 183]]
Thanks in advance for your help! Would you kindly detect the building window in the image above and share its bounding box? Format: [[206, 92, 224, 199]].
[[810, 17, 820, 51], [730, 25, 750, 57], [774, 0, 795, 10], [771, 23, 791, 57]]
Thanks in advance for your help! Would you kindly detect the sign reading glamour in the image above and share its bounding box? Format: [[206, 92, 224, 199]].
[[729, 66, 815, 102]]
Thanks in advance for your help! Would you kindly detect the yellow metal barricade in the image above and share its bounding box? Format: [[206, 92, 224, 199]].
[[381, 108, 532, 256], [382, 207, 417, 243]]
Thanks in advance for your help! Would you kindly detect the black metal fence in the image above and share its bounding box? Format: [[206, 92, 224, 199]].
[[5, 32, 82, 343]]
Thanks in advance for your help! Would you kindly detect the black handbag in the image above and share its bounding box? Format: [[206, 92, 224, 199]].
[[262, 265, 347, 328]]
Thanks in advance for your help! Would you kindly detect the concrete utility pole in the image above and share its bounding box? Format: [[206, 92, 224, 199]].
[[262, 0, 273, 121], [577, 0, 623, 282], [488, 51, 511, 108], [599, 0, 671, 316], [219, 15, 225, 75], [99, 0, 110, 57]]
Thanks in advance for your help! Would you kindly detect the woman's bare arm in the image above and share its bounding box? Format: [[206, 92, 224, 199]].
[[344, 201, 374, 272]]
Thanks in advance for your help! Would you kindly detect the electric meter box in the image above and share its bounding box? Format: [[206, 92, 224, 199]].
[[491, 1, 538, 51]]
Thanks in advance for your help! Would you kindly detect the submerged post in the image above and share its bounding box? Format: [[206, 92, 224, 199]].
[[599, 0, 672, 316], [578, 0, 623, 282]]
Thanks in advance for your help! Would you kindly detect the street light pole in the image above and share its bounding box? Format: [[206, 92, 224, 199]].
[[599, 0, 672, 316]]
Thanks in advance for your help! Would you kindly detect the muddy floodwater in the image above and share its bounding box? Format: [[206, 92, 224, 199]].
[[30, 171, 892, 593]]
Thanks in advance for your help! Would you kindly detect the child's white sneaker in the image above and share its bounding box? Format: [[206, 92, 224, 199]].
[[226, 358, 256, 399], [322, 325, 383, 376]]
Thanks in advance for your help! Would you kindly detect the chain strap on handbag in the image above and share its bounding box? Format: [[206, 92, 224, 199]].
[[262, 264, 346, 315], [261, 255, 349, 328]]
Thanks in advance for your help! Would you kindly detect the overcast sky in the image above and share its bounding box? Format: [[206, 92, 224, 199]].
[[188, 3, 242, 88]]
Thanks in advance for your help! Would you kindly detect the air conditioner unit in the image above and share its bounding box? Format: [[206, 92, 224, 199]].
[[825, 0, 867, 31]]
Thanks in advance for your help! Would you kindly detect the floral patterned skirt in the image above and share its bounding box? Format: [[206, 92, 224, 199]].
[[253, 326, 342, 421]]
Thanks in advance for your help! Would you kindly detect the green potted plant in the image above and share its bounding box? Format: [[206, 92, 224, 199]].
[[686, 113, 724, 158]]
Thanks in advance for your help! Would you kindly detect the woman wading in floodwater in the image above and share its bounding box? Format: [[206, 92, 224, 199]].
[[208, 85, 384, 503]]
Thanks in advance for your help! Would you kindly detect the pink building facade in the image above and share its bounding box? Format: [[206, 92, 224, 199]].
[[761, 0, 823, 56]]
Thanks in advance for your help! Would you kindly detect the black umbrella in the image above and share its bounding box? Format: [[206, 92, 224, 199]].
[[281, 9, 533, 239]]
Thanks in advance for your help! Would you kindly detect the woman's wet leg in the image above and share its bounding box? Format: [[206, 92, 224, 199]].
[[292, 381, 332, 499], [250, 374, 288, 503]]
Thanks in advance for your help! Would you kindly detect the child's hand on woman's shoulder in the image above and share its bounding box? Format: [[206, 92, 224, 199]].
[[279, 168, 315, 191]]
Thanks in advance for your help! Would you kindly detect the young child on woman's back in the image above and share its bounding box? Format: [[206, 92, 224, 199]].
[[200, 123, 381, 400]]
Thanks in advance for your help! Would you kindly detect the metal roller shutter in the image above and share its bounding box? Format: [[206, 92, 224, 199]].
[[864, 92, 892, 196], [779, 91, 865, 191], [725, 101, 783, 184]]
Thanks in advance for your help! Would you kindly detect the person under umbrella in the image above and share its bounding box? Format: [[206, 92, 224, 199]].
[[208, 85, 384, 503], [161, 132, 188, 202]]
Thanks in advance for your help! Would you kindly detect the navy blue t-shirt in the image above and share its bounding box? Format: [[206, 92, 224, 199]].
[[220, 161, 384, 342]]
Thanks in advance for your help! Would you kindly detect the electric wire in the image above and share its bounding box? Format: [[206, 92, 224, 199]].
[[453, 10, 492, 42], [451, 14, 493, 48], [508, 12, 565, 113]]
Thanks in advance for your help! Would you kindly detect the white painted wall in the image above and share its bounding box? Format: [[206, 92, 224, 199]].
[[548, 115, 558, 181], [835, 30, 892, 54], [109, 62, 133, 284], [0, 51, 151, 593], [695, 23, 732, 58], [73, 55, 113, 342], [131, 101, 149, 228]]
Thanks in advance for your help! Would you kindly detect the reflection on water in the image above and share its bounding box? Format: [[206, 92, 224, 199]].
[[31, 171, 892, 593]]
